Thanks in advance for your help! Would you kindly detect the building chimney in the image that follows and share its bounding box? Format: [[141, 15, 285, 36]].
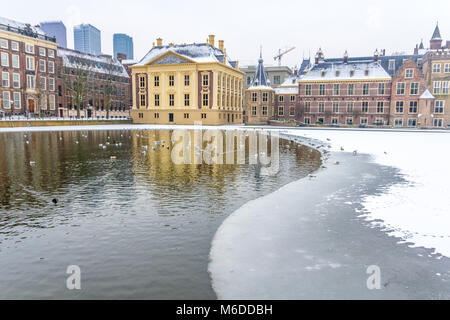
[[235, 60, 239, 69], [414, 44, 419, 55], [152, 42, 155, 48], [208, 35, 215, 47], [223, 48, 227, 64], [374, 49, 379, 62], [156, 38, 163, 46], [344, 50, 348, 64], [219, 40, 224, 51]]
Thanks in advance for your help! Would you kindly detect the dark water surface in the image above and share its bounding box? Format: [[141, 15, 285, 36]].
[[0, 129, 321, 299]]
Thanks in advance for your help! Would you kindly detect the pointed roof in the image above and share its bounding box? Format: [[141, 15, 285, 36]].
[[431, 24, 442, 41], [419, 39, 424, 50], [248, 49, 272, 90], [420, 89, 435, 100]]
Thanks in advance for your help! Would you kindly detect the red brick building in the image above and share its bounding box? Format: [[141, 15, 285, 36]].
[[0, 17, 59, 117]]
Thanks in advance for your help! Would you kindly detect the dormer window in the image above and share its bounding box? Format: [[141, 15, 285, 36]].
[[350, 70, 355, 77], [321, 71, 326, 77], [335, 71, 340, 77], [365, 70, 369, 76]]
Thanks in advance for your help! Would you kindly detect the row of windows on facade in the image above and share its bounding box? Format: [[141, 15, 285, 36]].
[[1, 91, 56, 109], [1, 52, 55, 73], [138, 112, 243, 121], [303, 117, 443, 128], [0, 38, 55, 57], [432, 63, 450, 73], [139, 74, 242, 90], [251, 100, 445, 115], [247, 76, 282, 85], [139, 93, 209, 107], [302, 83, 390, 96], [139, 93, 241, 109], [250, 107, 443, 127], [2, 72, 55, 91], [64, 68, 129, 83]]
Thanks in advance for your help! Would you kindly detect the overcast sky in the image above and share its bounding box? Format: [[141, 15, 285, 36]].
[[3, 0, 449, 68]]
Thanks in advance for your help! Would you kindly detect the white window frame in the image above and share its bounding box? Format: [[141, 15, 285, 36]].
[[11, 41, 19, 51], [25, 44, 34, 54], [26, 56, 35, 71], [13, 73, 20, 88], [13, 92, 21, 109], [12, 54, 19, 68], [39, 59, 46, 72], [433, 81, 441, 95], [1, 52, 9, 67], [405, 69, 414, 79], [0, 39, 8, 49], [39, 47, 46, 57], [432, 64, 441, 73], [3, 91, 11, 109], [27, 75, 35, 90], [48, 61, 55, 74], [442, 81, 449, 95], [48, 49, 55, 58], [49, 77, 55, 91], [2, 72, 9, 88]]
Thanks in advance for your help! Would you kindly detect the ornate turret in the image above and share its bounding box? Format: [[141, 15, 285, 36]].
[[250, 48, 271, 88]]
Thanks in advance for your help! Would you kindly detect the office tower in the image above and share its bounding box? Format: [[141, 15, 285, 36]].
[[113, 33, 134, 60], [40, 21, 67, 48], [74, 24, 101, 55]]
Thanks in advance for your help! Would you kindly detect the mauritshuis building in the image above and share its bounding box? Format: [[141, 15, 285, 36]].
[[247, 24, 450, 128], [131, 35, 244, 125]]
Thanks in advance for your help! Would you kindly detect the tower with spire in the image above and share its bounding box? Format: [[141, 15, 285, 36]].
[[245, 48, 275, 124], [430, 23, 443, 50]]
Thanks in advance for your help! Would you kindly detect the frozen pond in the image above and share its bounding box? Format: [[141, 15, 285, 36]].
[[0, 129, 321, 299]]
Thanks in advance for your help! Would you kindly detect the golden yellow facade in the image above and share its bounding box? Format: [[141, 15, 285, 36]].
[[131, 43, 244, 125]]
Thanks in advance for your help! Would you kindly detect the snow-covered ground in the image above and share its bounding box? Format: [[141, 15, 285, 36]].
[[281, 128, 450, 257]]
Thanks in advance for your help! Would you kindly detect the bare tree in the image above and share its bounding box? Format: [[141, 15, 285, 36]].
[[63, 56, 91, 119], [103, 59, 118, 119]]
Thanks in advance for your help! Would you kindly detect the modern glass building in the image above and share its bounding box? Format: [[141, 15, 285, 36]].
[[40, 21, 67, 48], [74, 24, 101, 55], [113, 33, 134, 60]]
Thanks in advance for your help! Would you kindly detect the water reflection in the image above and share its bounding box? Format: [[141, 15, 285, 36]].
[[0, 129, 321, 299]]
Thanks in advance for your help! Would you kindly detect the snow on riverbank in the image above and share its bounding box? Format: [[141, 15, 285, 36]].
[[283, 128, 450, 257]]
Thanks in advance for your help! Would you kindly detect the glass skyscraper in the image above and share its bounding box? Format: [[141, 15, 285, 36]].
[[113, 33, 134, 60], [74, 24, 101, 56], [40, 21, 67, 48]]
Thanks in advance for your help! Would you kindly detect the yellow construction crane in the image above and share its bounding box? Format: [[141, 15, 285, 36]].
[[274, 47, 296, 66]]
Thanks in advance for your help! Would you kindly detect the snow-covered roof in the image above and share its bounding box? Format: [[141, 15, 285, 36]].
[[275, 75, 301, 94], [135, 43, 237, 68], [58, 48, 129, 78], [248, 51, 273, 90], [121, 59, 137, 65], [300, 61, 391, 82], [420, 89, 435, 99], [0, 16, 53, 42]]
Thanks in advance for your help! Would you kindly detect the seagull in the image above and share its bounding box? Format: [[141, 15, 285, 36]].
[[110, 156, 117, 160], [384, 151, 388, 155], [308, 174, 317, 179], [353, 150, 358, 156], [142, 151, 147, 156], [142, 145, 148, 150], [29, 161, 36, 166], [340, 147, 345, 151], [335, 161, 340, 165], [327, 138, 331, 141]]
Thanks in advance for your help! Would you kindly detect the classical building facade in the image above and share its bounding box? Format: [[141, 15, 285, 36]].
[[421, 24, 450, 128], [298, 53, 392, 126], [0, 17, 59, 117], [389, 57, 428, 127], [246, 24, 449, 129], [57, 48, 131, 119], [130, 35, 244, 125]]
